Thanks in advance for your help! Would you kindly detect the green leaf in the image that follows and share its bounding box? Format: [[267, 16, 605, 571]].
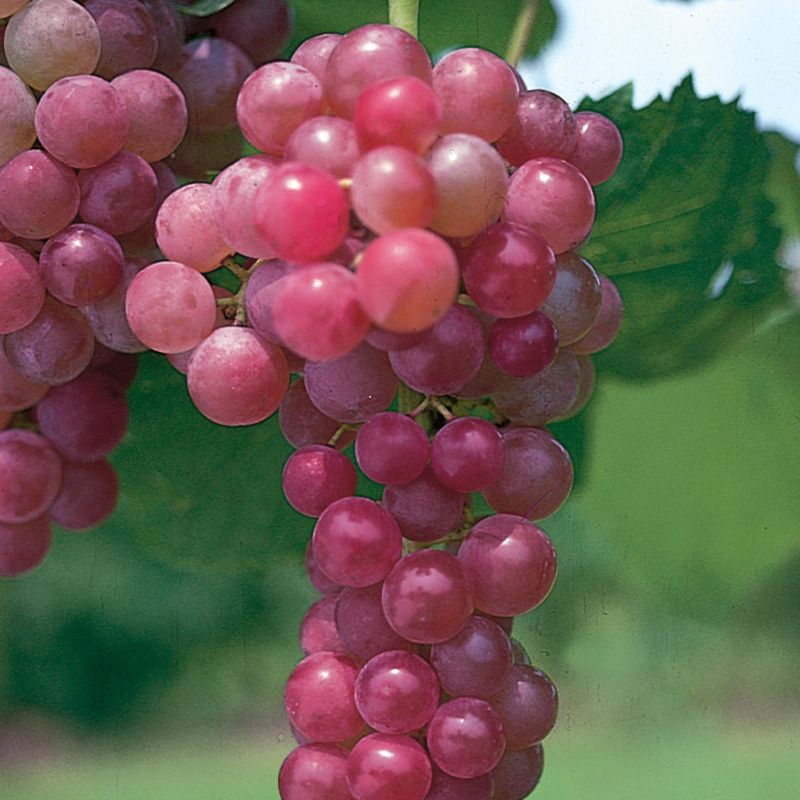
[[580, 75, 786, 380], [112, 354, 306, 571], [175, 0, 235, 16], [289, 0, 556, 59], [764, 131, 800, 238]]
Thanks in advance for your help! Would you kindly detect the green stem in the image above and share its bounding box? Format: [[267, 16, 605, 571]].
[[389, 0, 420, 38], [505, 0, 539, 67]]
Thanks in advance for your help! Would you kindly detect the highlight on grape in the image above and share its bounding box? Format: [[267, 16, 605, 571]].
[[0, 2, 625, 797]]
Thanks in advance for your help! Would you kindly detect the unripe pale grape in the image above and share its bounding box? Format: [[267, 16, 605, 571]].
[[0, 66, 37, 166], [284, 651, 365, 743], [312, 496, 402, 587], [0, 429, 63, 524], [156, 183, 233, 273], [84, 0, 158, 79], [49, 458, 118, 531], [282, 445, 357, 517], [346, 733, 432, 800], [431, 417, 504, 493], [382, 549, 474, 643], [351, 146, 436, 234], [428, 134, 508, 238], [5, 0, 101, 90], [125, 261, 216, 354], [458, 514, 556, 617], [356, 229, 458, 333], [0, 516, 53, 577], [237, 62, 323, 155], [0, 242, 44, 334], [324, 24, 433, 119], [187, 327, 289, 426], [432, 48, 519, 142], [504, 157, 595, 254], [569, 111, 624, 185], [569, 275, 623, 354], [0, 150, 80, 240], [278, 743, 352, 800], [426, 697, 506, 779], [355, 412, 429, 485], [540, 251, 602, 345], [111, 70, 188, 163]]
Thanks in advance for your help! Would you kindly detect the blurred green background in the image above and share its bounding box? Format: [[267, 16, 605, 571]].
[[2, 0, 800, 798]]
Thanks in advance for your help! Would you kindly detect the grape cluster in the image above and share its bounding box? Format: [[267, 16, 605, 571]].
[[0, 0, 291, 575]]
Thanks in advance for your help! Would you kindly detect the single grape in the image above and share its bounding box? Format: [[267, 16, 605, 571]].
[[424, 766, 494, 800], [0, 516, 53, 578], [569, 111, 624, 185], [0, 242, 45, 334], [364, 327, 427, 352], [305, 539, 342, 596], [282, 445, 357, 517], [490, 744, 544, 800], [355, 412, 429, 486], [569, 275, 624, 354], [210, 0, 292, 67], [243, 258, 291, 343], [140, 0, 185, 72], [346, 733, 432, 800], [558, 354, 596, 420], [284, 116, 360, 179], [0, 66, 37, 166], [458, 514, 556, 617], [299, 594, 347, 656], [312, 496, 402, 588], [0, 337, 49, 412], [279, 379, 341, 449], [83, 0, 157, 79], [426, 697, 506, 779], [49, 458, 119, 531], [291, 33, 341, 83], [489, 311, 559, 378], [431, 417, 504, 493], [278, 743, 352, 800]]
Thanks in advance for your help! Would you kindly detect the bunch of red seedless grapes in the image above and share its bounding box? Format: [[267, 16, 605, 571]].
[[0, 2, 625, 798]]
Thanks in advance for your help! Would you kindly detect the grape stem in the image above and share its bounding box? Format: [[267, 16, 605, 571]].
[[430, 397, 454, 421], [388, 0, 420, 38], [505, 0, 539, 68]]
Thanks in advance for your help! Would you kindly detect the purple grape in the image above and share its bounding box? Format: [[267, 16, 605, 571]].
[[355, 412, 430, 485], [490, 744, 544, 800], [0, 242, 45, 335], [0, 515, 53, 578], [305, 540, 342, 595], [431, 417, 504, 493], [48, 458, 118, 531], [299, 594, 347, 656], [282, 445, 357, 517], [489, 312, 559, 378], [424, 766, 494, 800], [279, 379, 341, 449]]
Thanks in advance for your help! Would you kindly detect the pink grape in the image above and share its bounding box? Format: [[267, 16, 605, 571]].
[[458, 514, 556, 617], [569, 275, 623, 354], [279, 379, 341, 449], [285, 116, 360, 179], [284, 651, 365, 743], [212, 155, 278, 258], [382, 549, 473, 643], [291, 33, 341, 82], [0, 429, 63, 523], [428, 134, 508, 238], [4, 0, 101, 90], [140, 0, 185, 72], [0, 66, 37, 166], [355, 229, 458, 334], [489, 664, 558, 750], [461, 223, 556, 319], [169, 37, 254, 134], [490, 744, 544, 800], [270, 263, 371, 362], [312, 496, 402, 588], [491, 346, 582, 426], [496, 89, 577, 167], [48, 458, 118, 531], [504, 157, 595, 254], [282, 445, 357, 517], [540, 251, 602, 345], [365, 327, 427, 352], [432, 48, 518, 143], [0, 516, 53, 578], [351, 146, 436, 234], [243, 258, 291, 343], [431, 417, 504, 493], [426, 697, 506, 779], [156, 183, 233, 273], [334, 582, 414, 662], [78, 151, 158, 236], [355, 412, 429, 485], [482, 427, 573, 520], [210, 0, 292, 67], [353, 75, 440, 154], [4, 296, 95, 385], [83, 0, 157, 79], [324, 24, 433, 119], [300, 594, 346, 656], [236, 62, 323, 156], [569, 111, 624, 185], [304, 344, 398, 423], [0, 0, 28, 18], [388, 304, 485, 396], [253, 162, 349, 264], [167, 285, 233, 374], [382, 466, 465, 543], [430, 615, 513, 699], [354, 650, 440, 734], [346, 733, 432, 800], [306, 539, 342, 595], [125, 261, 216, 354], [187, 327, 289, 426], [0, 338, 49, 412], [489, 311, 559, 378], [0, 242, 45, 334], [0, 149, 80, 239], [39, 224, 124, 307], [111, 69, 188, 163], [278, 743, 353, 800], [424, 766, 494, 800], [35, 370, 128, 461]]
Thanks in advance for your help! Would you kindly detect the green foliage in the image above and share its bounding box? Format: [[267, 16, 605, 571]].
[[175, 0, 236, 16], [289, 0, 557, 59], [581, 76, 788, 380]]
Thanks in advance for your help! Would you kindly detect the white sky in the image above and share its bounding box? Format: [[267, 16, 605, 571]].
[[521, 0, 800, 139]]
